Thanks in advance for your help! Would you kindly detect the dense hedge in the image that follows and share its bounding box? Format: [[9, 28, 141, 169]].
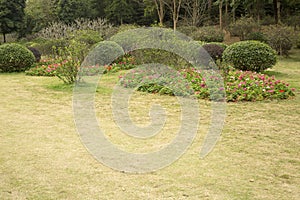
[[0, 43, 35, 72], [223, 41, 277, 72]]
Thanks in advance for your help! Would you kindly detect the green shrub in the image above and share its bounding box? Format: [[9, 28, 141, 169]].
[[191, 26, 224, 42], [264, 25, 293, 56], [70, 30, 103, 46], [177, 26, 198, 37], [27, 47, 42, 62], [202, 44, 224, 61], [229, 17, 260, 40], [31, 38, 69, 55], [245, 32, 268, 43], [0, 43, 35, 72], [222, 41, 277, 72]]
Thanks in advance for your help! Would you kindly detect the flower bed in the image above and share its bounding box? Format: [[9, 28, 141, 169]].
[[119, 67, 295, 102]]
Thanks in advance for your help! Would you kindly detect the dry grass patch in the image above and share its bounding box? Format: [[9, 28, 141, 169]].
[[0, 50, 299, 199]]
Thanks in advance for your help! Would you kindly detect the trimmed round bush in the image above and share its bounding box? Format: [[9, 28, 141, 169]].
[[223, 41, 277, 72], [202, 44, 224, 61], [27, 47, 41, 62], [0, 43, 35, 72]]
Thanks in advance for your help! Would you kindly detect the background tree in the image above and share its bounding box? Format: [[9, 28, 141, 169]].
[[105, 0, 135, 25], [56, 0, 94, 24], [0, 0, 26, 43], [182, 0, 208, 26], [164, 0, 183, 31]]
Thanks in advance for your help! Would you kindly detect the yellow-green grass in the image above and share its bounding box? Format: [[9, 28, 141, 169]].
[[0, 50, 299, 199]]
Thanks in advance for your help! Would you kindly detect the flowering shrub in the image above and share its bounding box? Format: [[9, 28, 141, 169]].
[[103, 54, 136, 73], [119, 65, 194, 96], [119, 67, 295, 102], [225, 70, 295, 101], [26, 59, 60, 76]]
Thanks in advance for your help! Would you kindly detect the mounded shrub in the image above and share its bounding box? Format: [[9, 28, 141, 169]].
[[27, 47, 41, 62], [245, 32, 268, 43], [202, 44, 224, 61], [264, 25, 293, 56], [222, 41, 277, 72], [191, 26, 224, 42], [229, 17, 260, 40], [0, 43, 35, 72], [31, 38, 69, 55]]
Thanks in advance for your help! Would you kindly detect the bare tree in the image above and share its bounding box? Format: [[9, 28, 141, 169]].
[[154, 0, 165, 26], [182, 0, 208, 26], [163, 0, 183, 31]]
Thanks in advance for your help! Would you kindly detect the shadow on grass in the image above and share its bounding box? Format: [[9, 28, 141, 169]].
[[263, 70, 286, 78]]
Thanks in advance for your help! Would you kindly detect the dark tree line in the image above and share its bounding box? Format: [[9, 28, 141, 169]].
[[1, 0, 300, 42]]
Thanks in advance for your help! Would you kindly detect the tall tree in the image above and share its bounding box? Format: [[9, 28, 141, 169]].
[[57, 0, 93, 24], [0, 0, 26, 43], [105, 0, 134, 25]]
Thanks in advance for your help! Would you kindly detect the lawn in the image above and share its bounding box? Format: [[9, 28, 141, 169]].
[[0, 50, 299, 199]]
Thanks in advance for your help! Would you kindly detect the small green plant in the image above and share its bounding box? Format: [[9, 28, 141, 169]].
[[191, 26, 224, 42], [222, 41, 277, 72], [52, 40, 88, 84], [0, 43, 35, 72]]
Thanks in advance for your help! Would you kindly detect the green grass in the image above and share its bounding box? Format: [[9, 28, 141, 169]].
[[0, 50, 299, 199]]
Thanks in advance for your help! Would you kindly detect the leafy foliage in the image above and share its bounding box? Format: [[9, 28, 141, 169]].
[[222, 41, 277, 72], [0, 0, 26, 42], [245, 32, 268, 43], [0, 43, 35, 72], [191, 26, 224, 42], [229, 17, 260, 40]]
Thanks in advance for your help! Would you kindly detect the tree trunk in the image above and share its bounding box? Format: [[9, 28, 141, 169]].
[[3, 33, 6, 43], [273, 0, 280, 24], [208, 0, 212, 21], [225, 0, 229, 27], [219, 1, 223, 30], [154, 0, 164, 26], [159, 0, 164, 26]]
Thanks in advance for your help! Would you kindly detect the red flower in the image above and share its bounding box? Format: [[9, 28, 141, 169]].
[[279, 90, 285, 93]]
